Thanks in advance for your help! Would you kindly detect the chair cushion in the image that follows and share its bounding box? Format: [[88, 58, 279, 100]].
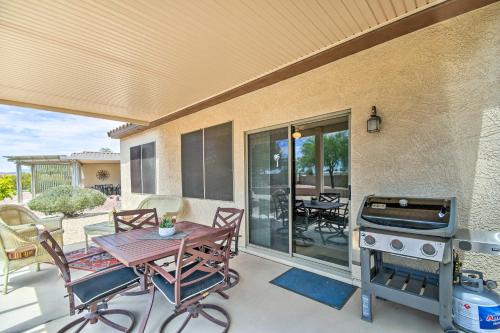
[[73, 267, 139, 304], [152, 263, 225, 304]]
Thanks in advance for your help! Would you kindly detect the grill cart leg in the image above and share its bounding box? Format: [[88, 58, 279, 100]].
[[439, 242, 454, 331], [361, 248, 373, 322]]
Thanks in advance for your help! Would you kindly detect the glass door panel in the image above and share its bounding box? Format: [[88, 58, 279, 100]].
[[292, 119, 350, 267], [248, 127, 289, 253]]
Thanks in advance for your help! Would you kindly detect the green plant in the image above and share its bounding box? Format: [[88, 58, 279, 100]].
[[28, 185, 106, 216], [160, 215, 174, 228], [0, 176, 15, 201]]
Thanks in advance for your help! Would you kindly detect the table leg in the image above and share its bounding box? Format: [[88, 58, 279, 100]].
[[122, 266, 150, 296]]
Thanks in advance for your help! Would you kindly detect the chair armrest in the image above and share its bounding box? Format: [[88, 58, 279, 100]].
[[39, 214, 64, 231], [65, 263, 126, 287], [148, 262, 176, 284]]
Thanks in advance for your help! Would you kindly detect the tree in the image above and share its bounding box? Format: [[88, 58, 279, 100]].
[[0, 176, 15, 201], [297, 131, 348, 189], [323, 132, 348, 189], [99, 147, 113, 153]]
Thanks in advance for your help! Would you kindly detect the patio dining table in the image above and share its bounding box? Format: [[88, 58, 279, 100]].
[[92, 221, 218, 287]]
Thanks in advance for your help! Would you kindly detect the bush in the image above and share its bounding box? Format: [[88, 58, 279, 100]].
[[28, 185, 107, 216], [0, 176, 15, 201]]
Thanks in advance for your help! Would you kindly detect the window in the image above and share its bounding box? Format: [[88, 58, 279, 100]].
[[130, 142, 156, 194], [181, 122, 233, 201]]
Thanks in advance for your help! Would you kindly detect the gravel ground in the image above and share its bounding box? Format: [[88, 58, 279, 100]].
[[63, 196, 121, 245], [2, 195, 121, 246]]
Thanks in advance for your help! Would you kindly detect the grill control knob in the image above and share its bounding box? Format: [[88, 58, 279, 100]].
[[390, 239, 404, 251], [364, 235, 376, 246], [421, 243, 437, 257]]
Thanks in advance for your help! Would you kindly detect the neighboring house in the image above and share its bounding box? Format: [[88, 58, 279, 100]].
[[5, 152, 120, 202]]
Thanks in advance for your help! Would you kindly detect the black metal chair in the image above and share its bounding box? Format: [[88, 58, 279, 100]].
[[294, 200, 314, 247], [324, 204, 349, 245], [140, 227, 234, 333], [39, 231, 140, 332], [211, 207, 244, 289]]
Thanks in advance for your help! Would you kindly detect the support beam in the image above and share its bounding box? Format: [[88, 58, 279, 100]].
[[30, 165, 35, 197], [15, 163, 22, 203], [71, 162, 81, 187]]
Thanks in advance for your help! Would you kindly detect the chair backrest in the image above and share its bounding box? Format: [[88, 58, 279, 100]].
[[212, 207, 244, 236], [319, 192, 340, 203], [295, 200, 307, 216], [174, 226, 233, 305], [137, 195, 183, 218], [113, 208, 158, 233], [39, 230, 71, 284], [0, 204, 37, 226]]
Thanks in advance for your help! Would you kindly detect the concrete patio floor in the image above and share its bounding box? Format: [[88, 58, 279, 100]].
[[0, 248, 441, 333]]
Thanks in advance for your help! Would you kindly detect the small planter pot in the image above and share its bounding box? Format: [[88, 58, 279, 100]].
[[159, 227, 176, 237]]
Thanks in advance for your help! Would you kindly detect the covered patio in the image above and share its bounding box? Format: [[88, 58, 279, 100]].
[[0, 248, 441, 333]]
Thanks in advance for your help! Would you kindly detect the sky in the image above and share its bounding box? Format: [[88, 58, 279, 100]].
[[0, 104, 123, 173]]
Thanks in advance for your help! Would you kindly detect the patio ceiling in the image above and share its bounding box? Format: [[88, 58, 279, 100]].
[[0, 0, 494, 130]]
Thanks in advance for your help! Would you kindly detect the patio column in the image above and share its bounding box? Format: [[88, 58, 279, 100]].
[[30, 165, 36, 197], [15, 163, 22, 203], [71, 162, 81, 187]]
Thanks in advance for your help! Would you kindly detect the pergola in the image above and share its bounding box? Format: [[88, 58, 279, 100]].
[[5, 152, 120, 202]]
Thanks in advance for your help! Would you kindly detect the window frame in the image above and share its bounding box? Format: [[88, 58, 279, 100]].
[[181, 121, 234, 202], [130, 141, 156, 194]]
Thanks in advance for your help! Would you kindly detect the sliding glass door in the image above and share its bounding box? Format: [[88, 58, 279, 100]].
[[246, 113, 350, 270], [247, 127, 289, 253]]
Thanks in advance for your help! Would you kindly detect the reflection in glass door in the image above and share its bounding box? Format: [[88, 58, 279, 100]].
[[247, 127, 289, 253], [292, 117, 350, 267]]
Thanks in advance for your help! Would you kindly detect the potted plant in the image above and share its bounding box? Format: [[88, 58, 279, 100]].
[[159, 215, 176, 237]]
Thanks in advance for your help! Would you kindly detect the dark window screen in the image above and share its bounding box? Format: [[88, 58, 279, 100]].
[[130, 145, 142, 193], [181, 130, 204, 198], [141, 142, 156, 194], [204, 122, 233, 201]]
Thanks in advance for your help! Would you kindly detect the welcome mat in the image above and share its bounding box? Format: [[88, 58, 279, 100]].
[[64, 246, 120, 272], [270, 267, 357, 310]]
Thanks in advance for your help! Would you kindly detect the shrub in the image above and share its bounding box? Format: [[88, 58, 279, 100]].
[[0, 176, 15, 201], [28, 185, 107, 216]]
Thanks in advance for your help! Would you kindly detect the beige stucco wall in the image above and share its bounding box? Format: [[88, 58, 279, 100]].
[[80, 163, 121, 187], [120, 4, 500, 281]]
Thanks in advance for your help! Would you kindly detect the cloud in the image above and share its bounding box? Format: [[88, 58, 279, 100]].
[[0, 104, 123, 172]]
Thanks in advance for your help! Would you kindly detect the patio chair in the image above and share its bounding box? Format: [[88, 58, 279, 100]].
[[211, 207, 244, 289], [324, 204, 349, 245], [0, 204, 64, 241], [0, 219, 63, 294], [113, 208, 158, 233], [140, 227, 233, 333], [137, 195, 183, 219], [39, 231, 140, 333]]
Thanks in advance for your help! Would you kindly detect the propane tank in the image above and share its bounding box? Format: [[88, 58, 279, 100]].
[[453, 270, 500, 333]]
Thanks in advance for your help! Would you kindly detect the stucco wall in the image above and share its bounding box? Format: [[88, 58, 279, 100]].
[[81, 163, 121, 188], [120, 4, 500, 280]]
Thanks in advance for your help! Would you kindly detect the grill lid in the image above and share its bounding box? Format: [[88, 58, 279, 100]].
[[360, 196, 452, 231]]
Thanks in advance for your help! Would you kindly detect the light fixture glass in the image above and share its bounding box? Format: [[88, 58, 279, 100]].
[[292, 130, 302, 139], [367, 106, 381, 133]]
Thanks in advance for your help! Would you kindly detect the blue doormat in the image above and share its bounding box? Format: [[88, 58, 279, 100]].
[[270, 267, 357, 310]]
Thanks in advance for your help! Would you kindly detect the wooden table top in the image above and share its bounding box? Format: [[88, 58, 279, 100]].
[[92, 221, 216, 267]]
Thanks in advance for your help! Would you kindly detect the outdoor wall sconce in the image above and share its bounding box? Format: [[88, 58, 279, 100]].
[[292, 127, 302, 139], [367, 106, 382, 133]]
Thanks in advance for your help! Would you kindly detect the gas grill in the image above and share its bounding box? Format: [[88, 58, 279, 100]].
[[358, 195, 457, 331]]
